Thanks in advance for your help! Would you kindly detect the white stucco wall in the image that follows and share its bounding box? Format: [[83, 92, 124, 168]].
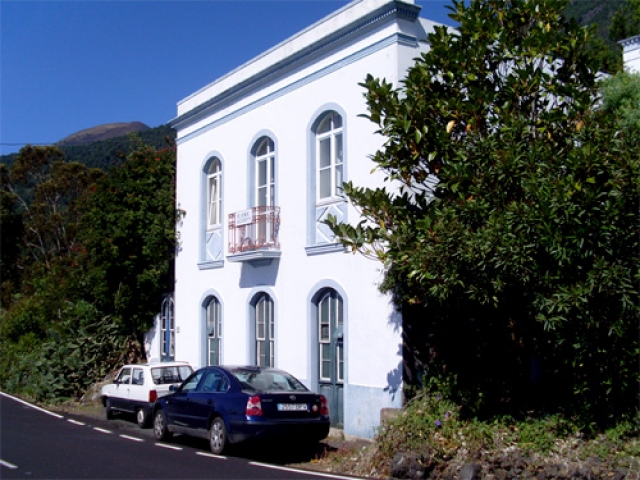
[[169, 0, 439, 439]]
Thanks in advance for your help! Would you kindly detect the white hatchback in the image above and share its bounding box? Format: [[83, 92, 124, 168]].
[[101, 361, 193, 428]]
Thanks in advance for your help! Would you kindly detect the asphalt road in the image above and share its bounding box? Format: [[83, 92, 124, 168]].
[[0, 392, 358, 480]]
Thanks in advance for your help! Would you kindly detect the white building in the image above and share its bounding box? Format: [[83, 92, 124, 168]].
[[152, 0, 440, 438], [620, 34, 640, 72]]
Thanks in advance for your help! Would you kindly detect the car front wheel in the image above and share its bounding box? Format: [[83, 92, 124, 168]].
[[153, 409, 172, 441], [209, 417, 228, 455]]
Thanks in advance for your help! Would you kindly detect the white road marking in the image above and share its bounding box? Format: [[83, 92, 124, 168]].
[[93, 427, 112, 434], [195, 451, 227, 459], [155, 443, 183, 451], [0, 459, 18, 469], [0, 390, 353, 478], [249, 462, 359, 479], [0, 391, 64, 419]]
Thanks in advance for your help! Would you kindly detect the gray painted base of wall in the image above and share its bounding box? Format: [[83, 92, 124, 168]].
[[343, 383, 403, 439]]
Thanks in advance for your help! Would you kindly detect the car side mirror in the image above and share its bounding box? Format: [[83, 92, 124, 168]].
[[169, 384, 177, 392]]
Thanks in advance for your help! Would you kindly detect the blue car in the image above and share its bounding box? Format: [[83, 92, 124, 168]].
[[152, 365, 331, 454]]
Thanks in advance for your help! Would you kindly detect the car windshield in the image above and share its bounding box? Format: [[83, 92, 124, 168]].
[[231, 369, 308, 392], [151, 365, 193, 385]]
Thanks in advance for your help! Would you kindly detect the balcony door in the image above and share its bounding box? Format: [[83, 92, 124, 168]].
[[255, 137, 275, 208]]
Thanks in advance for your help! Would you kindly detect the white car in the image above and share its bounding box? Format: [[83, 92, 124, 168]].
[[101, 361, 193, 428]]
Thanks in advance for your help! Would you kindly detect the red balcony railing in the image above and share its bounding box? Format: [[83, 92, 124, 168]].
[[228, 206, 281, 254]]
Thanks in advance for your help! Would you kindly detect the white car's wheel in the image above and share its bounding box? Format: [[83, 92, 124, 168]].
[[136, 407, 150, 428], [105, 399, 114, 420]]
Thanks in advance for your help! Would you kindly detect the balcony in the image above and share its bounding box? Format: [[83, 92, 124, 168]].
[[227, 206, 281, 265]]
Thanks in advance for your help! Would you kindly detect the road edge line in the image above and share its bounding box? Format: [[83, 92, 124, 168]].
[[0, 391, 64, 419]]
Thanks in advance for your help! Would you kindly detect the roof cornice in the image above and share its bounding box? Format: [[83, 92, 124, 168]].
[[618, 34, 640, 48], [170, 0, 421, 131]]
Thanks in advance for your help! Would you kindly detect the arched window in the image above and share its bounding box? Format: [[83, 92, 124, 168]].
[[205, 297, 222, 365], [316, 288, 344, 427], [306, 109, 347, 253], [207, 157, 222, 228], [254, 138, 275, 208], [200, 154, 224, 268], [160, 295, 175, 362], [316, 112, 343, 201], [254, 293, 274, 367], [318, 290, 344, 383]]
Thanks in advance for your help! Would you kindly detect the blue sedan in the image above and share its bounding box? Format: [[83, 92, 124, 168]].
[[152, 365, 331, 454]]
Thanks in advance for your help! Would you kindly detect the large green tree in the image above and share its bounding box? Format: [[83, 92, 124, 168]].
[[0, 140, 179, 402], [80, 141, 179, 343], [2, 146, 104, 269], [0, 146, 104, 310], [0, 147, 124, 401], [329, 0, 639, 426]]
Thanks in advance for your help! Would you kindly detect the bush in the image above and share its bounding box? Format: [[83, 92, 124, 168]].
[[0, 300, 129, 402], [372, 388, 639, 476]]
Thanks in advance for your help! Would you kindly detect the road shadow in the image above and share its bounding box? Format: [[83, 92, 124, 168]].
[[61, 406, 346, 465], [165, 433, 338, 464]]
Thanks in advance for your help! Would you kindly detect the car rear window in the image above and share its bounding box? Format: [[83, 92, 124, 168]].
[[231, 369, 308, 392], [151, 365, 193, 385]]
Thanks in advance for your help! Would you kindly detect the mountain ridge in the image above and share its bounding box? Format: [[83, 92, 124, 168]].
[[0, 123, 175, 171], [56, 121, 150, 146]]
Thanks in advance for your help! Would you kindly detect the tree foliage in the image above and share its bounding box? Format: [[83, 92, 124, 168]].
[[0, 147, 104, 308], [328, 0, 639, 427], [610, 0, 640, 42], [0, 301, 129, 402], [61, 124, 176, 170], [0, 165, 24, 307], [8, 146, 104, 268], [80, 141, 179, 340], [562, 0, 640, 73], [0, 139, 178, 402], [601, 70, 640, 132]]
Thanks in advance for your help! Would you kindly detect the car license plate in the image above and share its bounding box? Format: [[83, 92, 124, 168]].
[[277, 403, 308, 411]]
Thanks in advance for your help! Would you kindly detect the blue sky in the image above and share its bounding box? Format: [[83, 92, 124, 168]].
[[0, 0, 453, 156]]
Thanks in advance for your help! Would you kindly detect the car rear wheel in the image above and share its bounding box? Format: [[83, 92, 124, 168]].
[[105, 399, 114, 420], [209, 417, 228, 455], [153, 409, 172, 441], [136, 407, 150, 428]]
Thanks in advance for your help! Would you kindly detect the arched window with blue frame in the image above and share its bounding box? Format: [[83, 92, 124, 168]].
[[160, 294, 175, 362]]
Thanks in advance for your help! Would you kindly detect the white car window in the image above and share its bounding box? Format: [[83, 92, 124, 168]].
[[178, 366, 193, 381], [132, 368, 144, 385], [117, 367, 132, 385], [151, 365, 194, 385]]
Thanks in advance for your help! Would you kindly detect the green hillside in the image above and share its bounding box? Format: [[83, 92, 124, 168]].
[[564, 0, 640, 72], [0, 124, 176, 171], [564, 0, 624, 40]]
